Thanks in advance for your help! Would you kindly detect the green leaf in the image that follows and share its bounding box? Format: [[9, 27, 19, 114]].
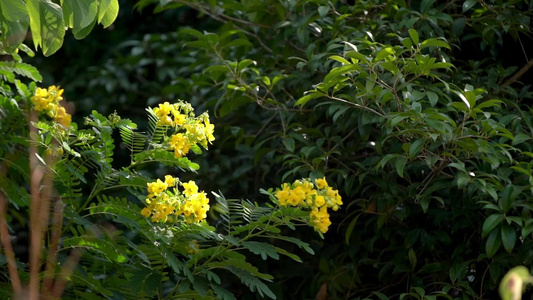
[[98, 0, 119, 28], [500, 185, 514, 213], [482, 214, 503, 238], [73, 17, 96, 40], [0, 61, 42, 82], [0, 0, 30, 51], [295, 91, 323, 107], [420, 0, 435, 13], [27, 0, 65, 56], [427, 91, 438, 106], [512, 133, 530, 146], [318, 6, 330, 17], [242, 241, 280, 260], [420, 38, 451, 50], [282, 137, 295, 152], [456, 173, 470, 188], [486, 229, 501, 257], [463, 0, 476, 12], [501, 225, 516, 253], [395, 157, 407, 178], [329, 55, 351, 65], [374, 47, 394, 62], [408, 28, 419, 45], [408, 138, 425, 159], [65, 0, 98, 31]]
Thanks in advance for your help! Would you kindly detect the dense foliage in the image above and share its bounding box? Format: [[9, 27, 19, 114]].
[[3, 0, 533, 299]]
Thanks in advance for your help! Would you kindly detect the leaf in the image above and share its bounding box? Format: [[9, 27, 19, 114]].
[[318, 6, 330, 17], [374, 47, 394, 62], [395, 157, 407, 178], [427, 91, 438, 106], [282, 137, 295, 152], [295, 91, 323, 107], [64, 0, 98, 31], [463, 0, 476, 13], [26, 0, 65, 56], [500, 185, 514, 213], [98, 0, 119, 27], [408, 28, 419, 45], [0, 61, 42, 82], [0, 0, 30, 51], [512, 133, 530, 146], [329, 55, 351, 65], [420, 0, 436, 13], [486, 229, 501, 257], [242, 241, 280, 260], [501, 225, 516, 253], [456, 173, 470, 188], [482, 214, 503, 238], [225, 266, 276, 299], [408, 138, 425, 159], [420, 38, 451, 50]]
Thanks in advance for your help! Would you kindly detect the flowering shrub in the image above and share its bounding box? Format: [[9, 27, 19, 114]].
[[0, 76, 342, 299]]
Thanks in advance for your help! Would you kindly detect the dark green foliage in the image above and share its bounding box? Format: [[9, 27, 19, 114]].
[[9, 0, 533, 298]]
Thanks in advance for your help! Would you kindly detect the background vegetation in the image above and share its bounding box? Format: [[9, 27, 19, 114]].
[[3, 0, 533, 299]]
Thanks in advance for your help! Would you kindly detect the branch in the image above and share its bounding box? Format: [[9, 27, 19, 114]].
[[28, 110, 44, 300], [0, 191, 21, 295], [51, 248, 85, 298], [500, 59, 533, 89], [42, 197, 64, 297]]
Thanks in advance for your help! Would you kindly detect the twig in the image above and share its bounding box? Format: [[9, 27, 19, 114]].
[[28, 110, 44, 300], [500, 59, 533, 88], [0, 191, 22, 294], [51, 248, 85, 298], [42, 197, 64, 297], [328, 95, 385, 117]]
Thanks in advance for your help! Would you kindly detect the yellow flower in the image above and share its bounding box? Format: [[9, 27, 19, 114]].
[[275, 183, 291, 206], [310, 206, 331, 233], [169, 133, 191, 158], [54, 106, 72, 128], [314, 195, 326, 207], [316, 177, 328, 189], [147, 179, 167, 197], [48, 85, 64, 101], [154, 102, 174, 126], [141, 207, 151, 218], [205, 118, 215, 144], [174, 113, 186, 126], [182, 180, 198, 196], [164, 175, 176, 186]]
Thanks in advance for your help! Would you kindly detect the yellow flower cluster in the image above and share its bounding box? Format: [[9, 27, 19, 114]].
[[152, 101, 215, 159], [30, 85, 71, 128], [274, 177, 343, 234], [141, 175, 210, 224]]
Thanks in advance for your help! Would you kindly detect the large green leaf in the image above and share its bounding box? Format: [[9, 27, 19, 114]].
[[98, 0, 119, 27], [0, 0, 29, 51], [64, 0, 98, 32], [26, 0, 64, 56]]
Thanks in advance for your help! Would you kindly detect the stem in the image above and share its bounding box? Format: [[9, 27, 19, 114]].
[[42, 197, 64, 297], [29, 111, 44, 300], [0, 191, 22, 295], [51, 248, 84, 298]]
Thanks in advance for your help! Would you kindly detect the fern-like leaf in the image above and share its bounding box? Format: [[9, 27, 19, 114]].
[[146, 107, 166, 144], [119, 125, 147, 162], [0, 61, 42, 82]]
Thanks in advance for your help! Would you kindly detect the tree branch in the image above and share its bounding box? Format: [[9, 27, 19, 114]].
[[500, 59, 533, 89]]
